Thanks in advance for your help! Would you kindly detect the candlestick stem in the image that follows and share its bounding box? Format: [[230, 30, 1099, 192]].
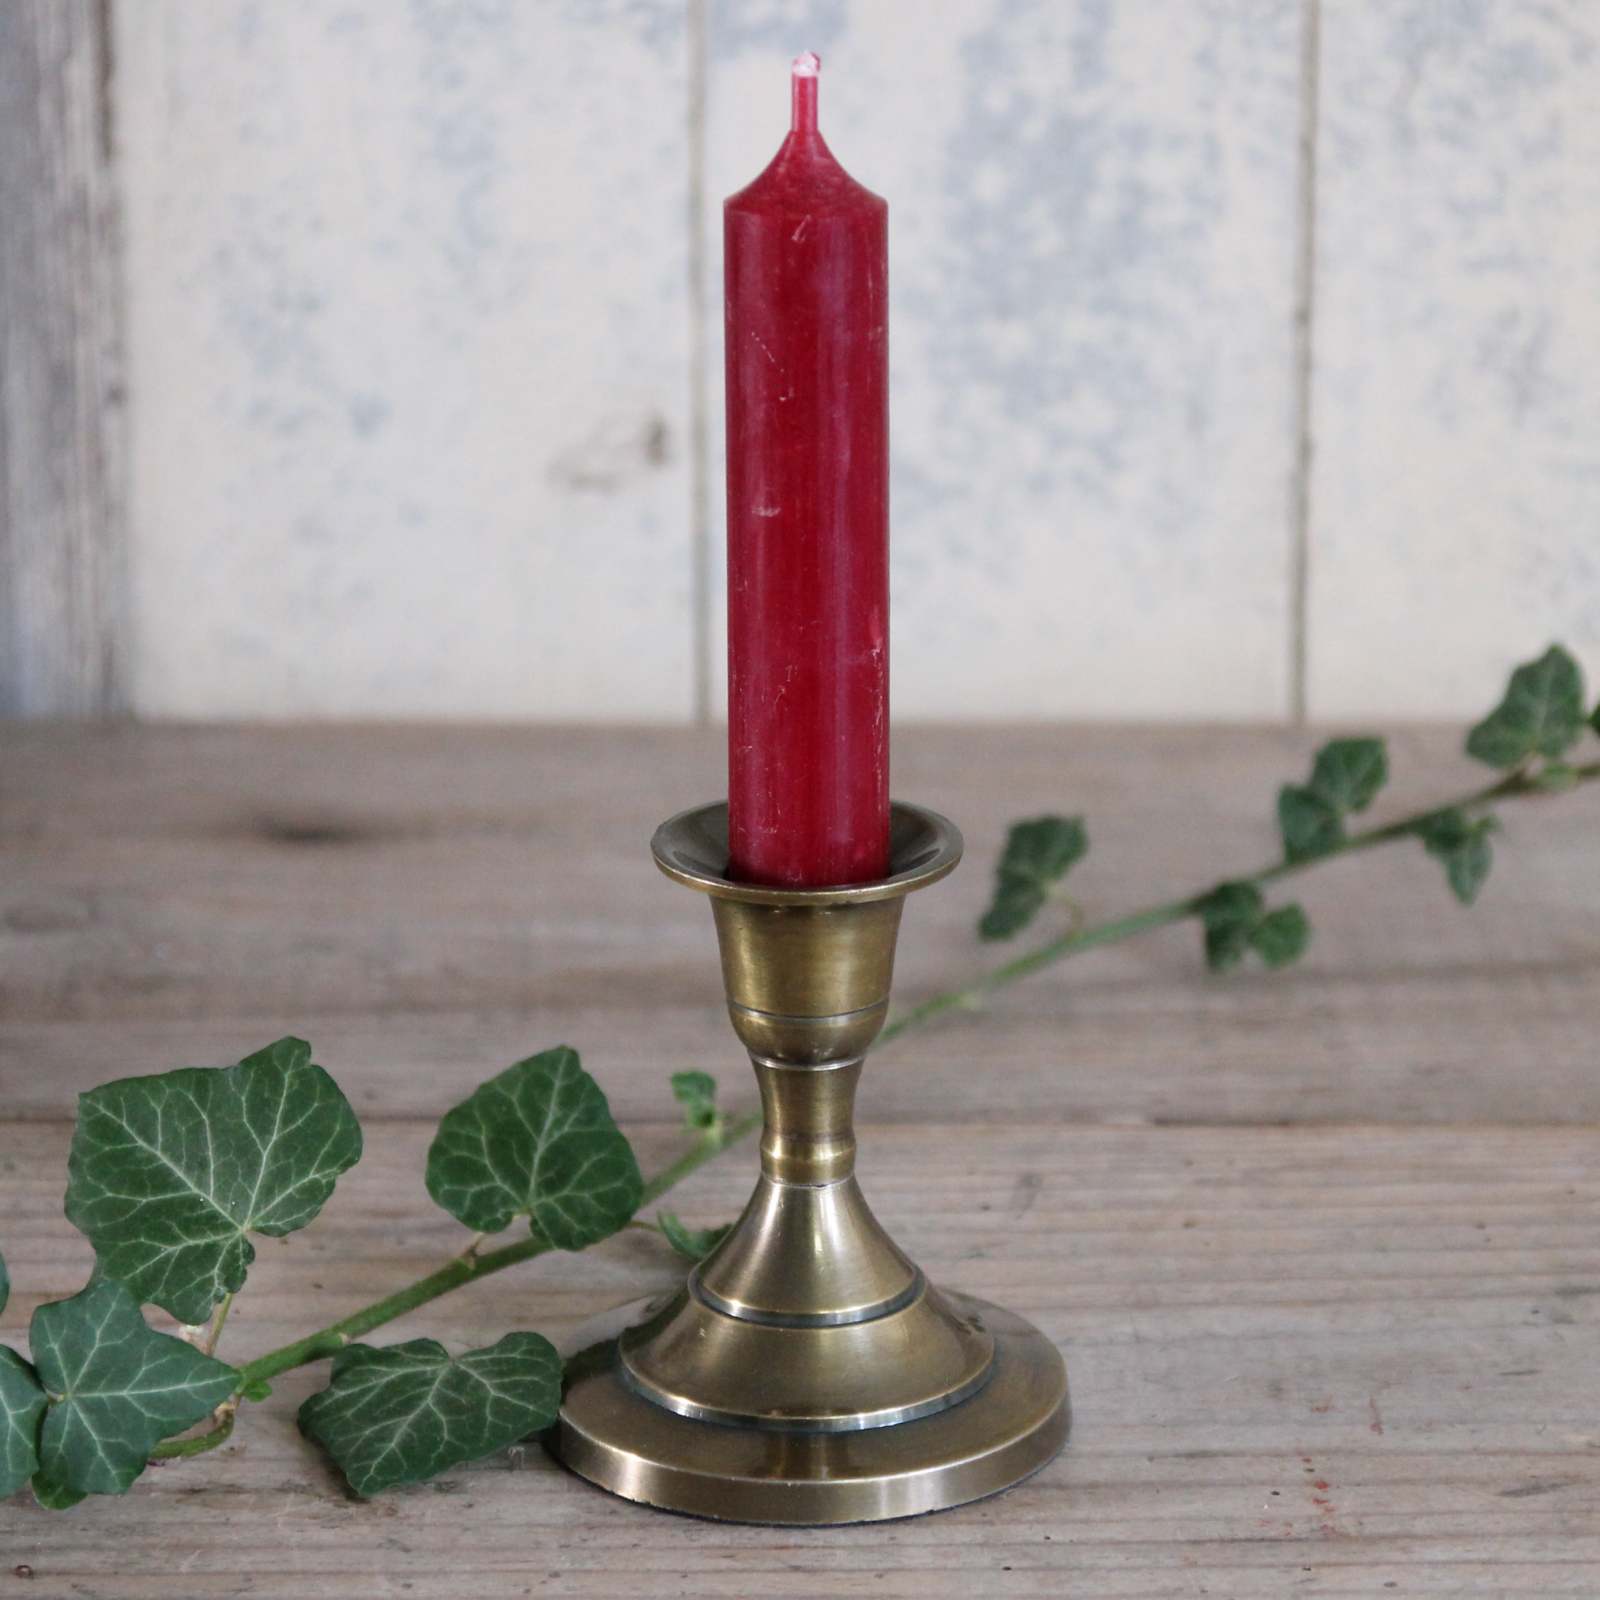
[[551, 801, 1070, 1524]]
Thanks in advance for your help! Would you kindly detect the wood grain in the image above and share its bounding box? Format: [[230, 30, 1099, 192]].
[[0, 0, 123, 717], [2, 725, 1596, 1125], [113, 1, 697, 720], [8, 2, 1599, 726], [0, 1120, 1596, 1596], [706, 1, 1306, 720], [1309, 0, 1600, 717], [1, 725, 1597, 1591]]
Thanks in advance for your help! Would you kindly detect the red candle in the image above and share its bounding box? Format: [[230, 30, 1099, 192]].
[[725, 53, 890, 888]]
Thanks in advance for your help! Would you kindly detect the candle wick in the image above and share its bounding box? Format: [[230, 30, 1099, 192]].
[[791, 51, 820, 134]]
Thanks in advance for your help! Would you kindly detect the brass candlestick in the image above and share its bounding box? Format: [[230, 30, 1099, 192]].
[[553, 801, 1069, 1524]]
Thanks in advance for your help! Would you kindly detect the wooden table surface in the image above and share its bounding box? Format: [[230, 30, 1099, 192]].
[[2, 724, 1597, 1597]]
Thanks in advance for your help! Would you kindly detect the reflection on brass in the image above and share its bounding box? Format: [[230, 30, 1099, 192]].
[[549, 802, 1070, 1523]]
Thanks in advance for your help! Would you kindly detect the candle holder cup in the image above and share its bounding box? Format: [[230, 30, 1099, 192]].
[[552, 801, 1069, 1524]]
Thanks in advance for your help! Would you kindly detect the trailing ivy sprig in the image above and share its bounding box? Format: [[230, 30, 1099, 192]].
[[0, 643, 1595, 1508], [888, 643, 1600, 1036]]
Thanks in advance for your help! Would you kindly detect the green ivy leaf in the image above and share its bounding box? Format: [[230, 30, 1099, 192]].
[[1414, 809, 1466, 848], [1466, 645, 1586, 768], [0, 1346, 47, 1500], [670, 1071, 719, 1131], [0, 1250, 30, 1502], [1249, 904, 1312, 969], [1197, 883, 1312, 973], [1444, 830, 1494, 905], [1591, 698, 1600, 736], [240, 1376, 273, 1403], [1277, 784, 1342, 861], [1197, 881, 1264, 972], [30, 1279, 237, 1496], [298, 1333, 561, 1497], [64, 1037, 363, 1323], [1308, 738, 1388, 814], [1415, 809, 1496, 905], [979, 816, 1088, 941], [31, 1467, 86, 1510], [425, 1047, 642, 1247], [657, 1211, 732, 1263]]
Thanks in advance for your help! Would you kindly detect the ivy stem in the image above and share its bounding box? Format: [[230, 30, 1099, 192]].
[[877, 762, 1596, 1046], [200, 1291, 233, 1357], [215, 759, 1600, 1387], [148, 755, 1595, 1467], [230, 1111, 761, 1389], [639, 1114, 756, 1206], [149, 1406, 235, 1462]]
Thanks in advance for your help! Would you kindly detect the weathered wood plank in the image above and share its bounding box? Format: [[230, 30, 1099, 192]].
[[114, 1, 696, 719], [2, 725, 1596, 1590], [0, 1122, 1595, 1596], [2, 725, 1596, 1125], [0, 0, 123, 716], [1309, 0, 1600, 717], [706, 2, 1307, 720]]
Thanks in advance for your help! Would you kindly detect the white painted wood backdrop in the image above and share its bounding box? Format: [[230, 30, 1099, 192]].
[[6, 0, 1598, 720]]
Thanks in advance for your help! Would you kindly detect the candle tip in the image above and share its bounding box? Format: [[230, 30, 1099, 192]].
[[790, 51, 820, 133]]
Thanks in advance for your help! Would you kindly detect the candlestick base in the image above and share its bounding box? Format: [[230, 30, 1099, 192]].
[[547, 802, 1070, 1525], [556, 1291, 1067, 1525]]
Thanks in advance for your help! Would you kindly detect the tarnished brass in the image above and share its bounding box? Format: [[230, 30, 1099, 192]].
[[551, 802, 1070, 1523]]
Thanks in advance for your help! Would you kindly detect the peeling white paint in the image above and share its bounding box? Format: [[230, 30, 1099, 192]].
[[119, 0, 694, 720], [1308, 0, 1600, 717], [107, 0, 1600, 722]]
